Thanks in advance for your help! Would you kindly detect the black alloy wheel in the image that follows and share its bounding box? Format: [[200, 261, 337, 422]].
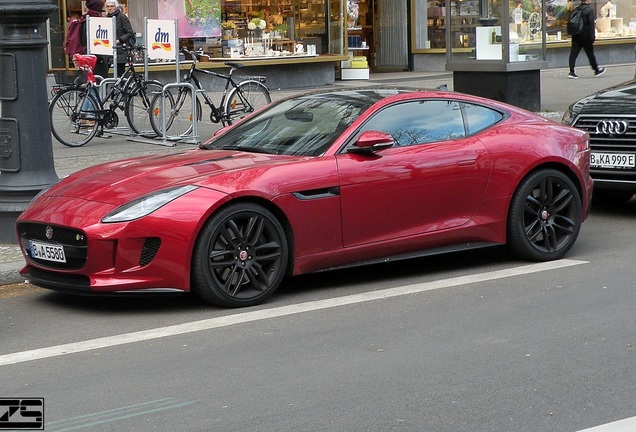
[[192, 203, 288, 307], [507, 169, 582, 261]]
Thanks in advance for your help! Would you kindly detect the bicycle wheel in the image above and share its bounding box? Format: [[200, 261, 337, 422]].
[[49, 88, 100, 147], [223, 80, 271, 125], [125, 80, 165, 136], [150, 87, 202, 137]]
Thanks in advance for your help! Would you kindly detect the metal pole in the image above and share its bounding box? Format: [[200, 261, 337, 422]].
[[0, 0, 60, 244]]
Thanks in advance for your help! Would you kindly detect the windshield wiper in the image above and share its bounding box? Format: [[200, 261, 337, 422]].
[[220, 145, 275, 154]]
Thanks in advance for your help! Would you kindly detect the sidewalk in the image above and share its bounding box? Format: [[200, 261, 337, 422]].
[[1, 63, 634, 285]]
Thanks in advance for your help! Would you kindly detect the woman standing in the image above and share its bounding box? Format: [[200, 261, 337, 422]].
[[105, 0, 135, 77]]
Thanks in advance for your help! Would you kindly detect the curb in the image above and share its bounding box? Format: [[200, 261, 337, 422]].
[[0, 261, 24, 286]]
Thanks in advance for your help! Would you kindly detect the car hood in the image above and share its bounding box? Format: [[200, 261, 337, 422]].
[[572, 79, 636, 115], [48, 149, 305, 204]]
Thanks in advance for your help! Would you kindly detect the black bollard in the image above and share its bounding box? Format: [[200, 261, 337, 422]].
[[0, 0, 59, 244]]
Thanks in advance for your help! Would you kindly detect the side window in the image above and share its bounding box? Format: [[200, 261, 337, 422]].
[[359, 100, 466, 146], [462, 102, 504, 135]]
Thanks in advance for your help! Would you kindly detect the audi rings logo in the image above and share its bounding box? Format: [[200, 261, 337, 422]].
[[595, 120, 629, 135]]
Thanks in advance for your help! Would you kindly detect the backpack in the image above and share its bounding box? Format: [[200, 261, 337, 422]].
[[64, 17, 86, 57], [567, 7, 584, 35]]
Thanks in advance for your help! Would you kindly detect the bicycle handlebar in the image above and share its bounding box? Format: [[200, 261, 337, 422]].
[[180, 46, 245, 72]]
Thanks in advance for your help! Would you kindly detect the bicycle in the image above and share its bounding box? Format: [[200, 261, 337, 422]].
[[149, 47, 272, 138], [49, 45, 164, 147]]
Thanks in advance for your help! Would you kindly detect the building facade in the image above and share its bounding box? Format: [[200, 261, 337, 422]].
[[46, 0, 636, 75]]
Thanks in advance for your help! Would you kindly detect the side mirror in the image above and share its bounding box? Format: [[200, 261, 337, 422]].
[[348, 130, 395, 155]]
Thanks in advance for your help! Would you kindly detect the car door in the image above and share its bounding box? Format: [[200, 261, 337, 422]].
[[336, 99, 492, 248]]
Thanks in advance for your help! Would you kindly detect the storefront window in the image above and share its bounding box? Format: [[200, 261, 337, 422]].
[[418, 0, 636, 55], [411, 0, 551, 63], [445, 0, 506, 61], [48, 0, 344, 68], [152, 0, 345, 57]]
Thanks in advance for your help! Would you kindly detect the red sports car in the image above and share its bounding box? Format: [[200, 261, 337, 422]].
[[17, 88, 593, 307]]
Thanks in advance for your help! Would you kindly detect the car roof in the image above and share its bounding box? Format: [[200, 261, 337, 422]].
[[282, 87, 517, 113]]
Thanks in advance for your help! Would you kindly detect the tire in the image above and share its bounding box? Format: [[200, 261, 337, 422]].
[[150, 87, 201, 137], [49, 88, 99, 147], [125, 80, 164, 136], [192, 203, 288, 308], [507, 169, 582, 261], [593, 190, 634, 206], [223, 80, 271, 125]]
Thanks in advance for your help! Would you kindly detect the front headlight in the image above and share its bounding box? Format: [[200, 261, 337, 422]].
[[561, 107, 576, 125], [102, 185, 199, 223], [562, 95, 595, 125]]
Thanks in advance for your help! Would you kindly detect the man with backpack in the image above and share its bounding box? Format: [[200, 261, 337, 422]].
[[80, 0, 109, 78], [63, 13, 84, 59], [568, 0, 606, 79]]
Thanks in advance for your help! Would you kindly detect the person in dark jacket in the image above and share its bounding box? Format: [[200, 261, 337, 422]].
[[568, 0, 606, 79], [105, 0, 136, 77], [81, 0, 109, 78]]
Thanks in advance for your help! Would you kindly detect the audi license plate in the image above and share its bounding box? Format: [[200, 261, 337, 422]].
[[590, 152, 635, 169], [29, 240, 66, 263]]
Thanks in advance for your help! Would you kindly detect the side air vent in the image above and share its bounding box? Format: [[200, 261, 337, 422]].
[[139, 237, 161, 267]]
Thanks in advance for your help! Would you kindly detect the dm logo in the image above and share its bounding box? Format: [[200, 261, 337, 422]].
[[151, 27, 172, 51], [92, 25, 111, 48]]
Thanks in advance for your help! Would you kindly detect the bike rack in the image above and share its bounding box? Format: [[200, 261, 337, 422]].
[[96, 77, 133, 137], [154, 81, 200, 146]]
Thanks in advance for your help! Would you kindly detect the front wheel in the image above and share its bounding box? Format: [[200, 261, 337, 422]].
[[125, 80, 164, 136], [192, 203, 288, 308], [49, 88, 100, 147], [507, 169, 582, 261], [223, 80, 271, 125]]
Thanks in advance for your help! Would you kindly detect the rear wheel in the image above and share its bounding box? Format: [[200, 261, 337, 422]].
[[192, 203, 288, 308], [125, 80, 164, 136], [223, 80, 271, 125], [49, 88, 99, 147], [507, 169, 582, 261], [150, 87, 201, 137]]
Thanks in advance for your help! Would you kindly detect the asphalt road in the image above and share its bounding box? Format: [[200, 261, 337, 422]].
[[2, 199, 636, 432], [1, 65, 636, 431]]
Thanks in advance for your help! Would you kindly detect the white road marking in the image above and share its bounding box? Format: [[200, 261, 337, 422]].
[[576, 417, 636, 431], [0, 259, 587, 367]]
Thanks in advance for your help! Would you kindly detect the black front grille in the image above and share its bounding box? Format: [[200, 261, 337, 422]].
[[574, 115, 636, 152], [16, 222, 87, 270], [23, 266, 91, 291]]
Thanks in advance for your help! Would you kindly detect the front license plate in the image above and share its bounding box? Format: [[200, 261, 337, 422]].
[[29, 240, 66, 263], [590, 152, 635, 169]]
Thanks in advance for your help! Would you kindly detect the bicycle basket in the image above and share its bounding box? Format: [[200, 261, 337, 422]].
[[54, 70, 85, 85]]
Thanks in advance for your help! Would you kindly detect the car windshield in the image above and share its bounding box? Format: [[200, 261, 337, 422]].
[[204, 92, 376, 156]]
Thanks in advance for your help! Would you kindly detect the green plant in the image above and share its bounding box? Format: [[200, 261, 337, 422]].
[[248, 18, 267, 30]]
